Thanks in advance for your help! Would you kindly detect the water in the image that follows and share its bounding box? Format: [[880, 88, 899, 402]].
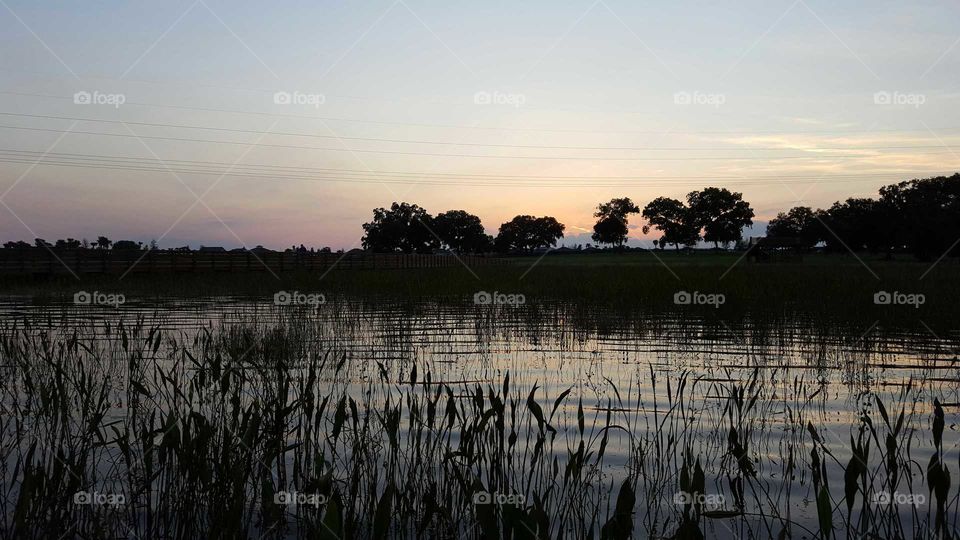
[[1, 295, 957, 538]]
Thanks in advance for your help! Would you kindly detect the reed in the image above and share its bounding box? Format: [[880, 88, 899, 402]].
[[0, 307, 955, 539]]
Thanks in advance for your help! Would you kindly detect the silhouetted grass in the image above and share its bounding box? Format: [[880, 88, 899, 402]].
[[1, 311, 956, 538], [4, 253, 959, 325]]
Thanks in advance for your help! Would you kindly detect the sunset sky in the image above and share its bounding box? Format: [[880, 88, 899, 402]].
[[1, 0, 959, 249]]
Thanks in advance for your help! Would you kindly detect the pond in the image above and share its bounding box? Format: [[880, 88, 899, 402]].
[[1, 295, 957, 539]]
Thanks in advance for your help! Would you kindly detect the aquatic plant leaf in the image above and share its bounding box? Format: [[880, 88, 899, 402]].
[[874, 395, 890, 428], [577, 398, 584, 435], [702, 509, 742, 519], [843, 454, 861, 515], [816, 484, 832, 540], [331, 396, 346, 439], [599, 479, 635, 540], [319, 493, 344, 540], [551, 386, 573, 419], [372, 484, 394, 539], [933, 398, 945, 451]]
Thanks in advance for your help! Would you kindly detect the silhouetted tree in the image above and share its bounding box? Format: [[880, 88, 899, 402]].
[[95, 236, 112, 250], [641, 197, 699, 250], [3, 240, 31, 249], [879, 174, 960, 260], [592, 217, 628, 248], [361, 202, 439, 253], [687, 187, 754, 248], [54, 238, 80, 249], [495, 215, 565, 252], [113, 240, 142, 250], [818, 198, 887, 253], [34, 239, 51, 248], [592, 197, 640, 247], [55, 238, 82, 249], [766, 206, 822, 248], [433, 210, 493, 253]]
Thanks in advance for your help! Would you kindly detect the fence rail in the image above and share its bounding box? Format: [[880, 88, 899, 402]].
[[0, 249, 506, 275]]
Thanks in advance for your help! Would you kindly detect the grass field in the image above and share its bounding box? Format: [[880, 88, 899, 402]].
[[2, 251, 957, 326]]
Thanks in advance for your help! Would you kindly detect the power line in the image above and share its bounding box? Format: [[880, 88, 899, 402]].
[[5, 90, 960, 137], [0, 148, 941, 182], [2, 111, 960, 152], [2, 123, 959, 161], [0, 153, 950, 189]]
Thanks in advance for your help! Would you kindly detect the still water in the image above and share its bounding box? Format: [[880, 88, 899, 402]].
[[1, 295, 957, 539]]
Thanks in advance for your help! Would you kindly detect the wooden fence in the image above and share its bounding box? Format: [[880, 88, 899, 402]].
[[0, 249, 506, 276]]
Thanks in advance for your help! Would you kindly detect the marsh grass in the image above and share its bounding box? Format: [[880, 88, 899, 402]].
[[3, 253, 959, 324], [0, 302, 957, 539]]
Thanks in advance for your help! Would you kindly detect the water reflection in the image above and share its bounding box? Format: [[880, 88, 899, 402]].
[[0, 295, 957, 539]]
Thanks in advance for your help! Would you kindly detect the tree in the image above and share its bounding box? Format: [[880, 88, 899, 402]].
[[55, 238, 82, 249], [95, 236, 112, 250], [641, 197, 699, 250], [879, 174, 960, 260], [494, 215, 565, 252], [433, 210, 493, 253], [592, 217, 627, 248], [818, 198, 887, 253], [766, 206, 822, 248], [34, 238, 51, 248], [3, 240, 31, 249], [113, 240, 142, 250], [361, 202, 439, 253], [686, 187, 754, 248], [592, 197, 640, 247]]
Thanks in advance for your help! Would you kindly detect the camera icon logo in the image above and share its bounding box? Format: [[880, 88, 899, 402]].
[[474, 91, 492, 105], [74, 291, 92, 305], [274, 491, 292, 505], [874, 491, 892, 505], [673, 91, 692, 105], [274, 91, 292, 105], [873, 291, 892, 305], [874, 91, 891, 105], [673, 491, 693, 505], [73, 491, 91, 504], [673, 291, 692, 305], [274, 291, 292, 305], [473, 491, 492, 505], [73, 91, 92, 105], [473, 291, 492, 305]]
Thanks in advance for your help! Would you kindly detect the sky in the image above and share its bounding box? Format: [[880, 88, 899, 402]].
[[1, 0, 959, 249]]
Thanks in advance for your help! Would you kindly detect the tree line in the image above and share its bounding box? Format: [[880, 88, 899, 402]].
[[361, 174, 959, 260], [4, 174, 957, 260], [360, 187, 755, 253], [766, 173, 960, 260], [3, 237, 142, 250]]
